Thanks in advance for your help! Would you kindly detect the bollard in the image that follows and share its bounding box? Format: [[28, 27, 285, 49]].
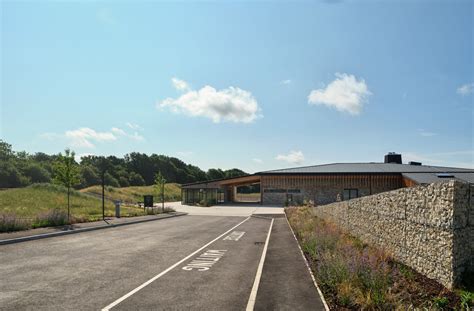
[[114, 200, 121, 218]]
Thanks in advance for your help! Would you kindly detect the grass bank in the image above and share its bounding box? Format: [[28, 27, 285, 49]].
[[0, 184, 173, 232], [80, 183, 181, 204], [286, 206, 474, 310]]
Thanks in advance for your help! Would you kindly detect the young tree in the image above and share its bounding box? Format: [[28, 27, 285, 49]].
[[53, 149, 80, 224], [154, 172, 166, 213]]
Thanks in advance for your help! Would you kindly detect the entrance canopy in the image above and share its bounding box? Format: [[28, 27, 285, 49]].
[[181, 174, 261, 205]]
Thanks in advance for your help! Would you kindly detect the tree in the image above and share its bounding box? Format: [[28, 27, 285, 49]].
[[119, 176, 130, 187], [81, 165, 101, 187], [207, 168, 225, 180], [129, 172, 145, 186], [0, 161, 29, 188], [53, 149, 80, 224], [23, 163, 51, 184], [104, 172, 120, 188], [154, 171, 166, 212]]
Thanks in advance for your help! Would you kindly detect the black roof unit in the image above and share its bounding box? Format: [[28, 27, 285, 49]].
[[384, 152, 402, 164]]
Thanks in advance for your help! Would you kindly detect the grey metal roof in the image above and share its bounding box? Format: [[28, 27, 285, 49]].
[[403, 172, 474, 184], [257, 163, 474, 174]]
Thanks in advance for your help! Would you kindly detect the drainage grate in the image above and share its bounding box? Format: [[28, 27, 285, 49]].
[[254, 241, 265, 245]]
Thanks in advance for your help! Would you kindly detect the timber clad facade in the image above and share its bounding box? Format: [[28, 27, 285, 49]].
[[181, 154, 474, 206], [261, 174, 402, 205]]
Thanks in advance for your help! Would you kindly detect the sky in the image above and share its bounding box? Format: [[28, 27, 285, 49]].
[[1, 0, 473, 173]]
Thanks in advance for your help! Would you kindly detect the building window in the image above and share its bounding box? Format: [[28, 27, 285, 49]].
[[263, 188, 286, 193], [287, 189, 301, 194], [343, 189, 358, 200]]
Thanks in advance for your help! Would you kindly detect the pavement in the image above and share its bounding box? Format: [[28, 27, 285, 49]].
[[0, 203, 327, 310]]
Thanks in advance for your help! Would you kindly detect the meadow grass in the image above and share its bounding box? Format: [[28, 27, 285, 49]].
[[0, 183, 165, 232], [80, 183, 181, 204], [286, 206, 472, 310]]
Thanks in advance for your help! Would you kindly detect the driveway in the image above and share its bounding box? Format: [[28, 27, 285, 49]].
[[168, 201, 285, 217], [0, 211, 325, 310]]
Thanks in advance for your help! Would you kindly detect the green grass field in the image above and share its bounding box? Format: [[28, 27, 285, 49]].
[[0, 183, 180, 232], [80, 183, 181, 203]]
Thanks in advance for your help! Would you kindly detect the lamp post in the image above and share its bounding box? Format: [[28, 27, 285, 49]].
[[102, 169, 105, 221]]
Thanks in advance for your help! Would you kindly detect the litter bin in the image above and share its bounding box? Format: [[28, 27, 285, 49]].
[[114, 200, 121, 218]]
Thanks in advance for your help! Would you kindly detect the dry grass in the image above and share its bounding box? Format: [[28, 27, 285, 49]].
[[80, 183, 181, 204], [0, 183, 152, 231]]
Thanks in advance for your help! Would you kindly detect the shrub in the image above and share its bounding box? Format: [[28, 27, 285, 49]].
[[286, 207, 393, 309], [433, 296, 449, 309], [33, 209, 69, 228], [0, 214, 31, 232]]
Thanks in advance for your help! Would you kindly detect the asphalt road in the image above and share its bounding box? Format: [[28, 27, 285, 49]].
[[0, 214, 325, 310]]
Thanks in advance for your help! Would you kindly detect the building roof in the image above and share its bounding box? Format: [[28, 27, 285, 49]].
[[402, 172, 474, 184], [257, 162, 474, 174], [182, 162, 474, 189]]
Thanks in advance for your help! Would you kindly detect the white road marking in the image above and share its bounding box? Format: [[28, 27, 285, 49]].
[[223, 231, 246, 241], [182, 249, 227, 271], [101, 217, 251, 311], [245, 218, 274, 311], [285, 215, 330, 311]]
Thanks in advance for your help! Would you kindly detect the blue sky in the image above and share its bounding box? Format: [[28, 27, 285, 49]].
[[1, 0, 473, 172]]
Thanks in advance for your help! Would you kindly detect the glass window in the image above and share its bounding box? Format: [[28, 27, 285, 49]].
[[343, 189, 358, 200]]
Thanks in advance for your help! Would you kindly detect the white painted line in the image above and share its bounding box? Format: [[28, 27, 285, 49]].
[[223, 231, 245, 241], [285, 214, 330, 311], [245, 218, 274, 311], [102, 216, 251, 311]]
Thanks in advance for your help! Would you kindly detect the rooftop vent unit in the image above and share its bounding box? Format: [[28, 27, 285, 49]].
[[409, 161, 422, 166], [436, 173, 455, 178], [384, 152, 402, 164]]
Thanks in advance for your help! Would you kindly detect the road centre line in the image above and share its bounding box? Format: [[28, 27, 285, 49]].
[[101, 216, 251, 311], [245, 218, 274, 311]]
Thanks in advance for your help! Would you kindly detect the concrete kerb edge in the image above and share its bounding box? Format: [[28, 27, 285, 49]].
[[0, 212, 188, 246], [284, 212, 330, 311]]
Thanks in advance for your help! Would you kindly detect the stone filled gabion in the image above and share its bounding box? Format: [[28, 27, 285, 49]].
[[311, 180, 473, 289]]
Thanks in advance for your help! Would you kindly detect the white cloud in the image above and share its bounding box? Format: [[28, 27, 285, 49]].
[[65, 128, 116, 148], [159, 78, 261, 123], [112, 127, 144, 142], [171, 77, 190, 91], [126, 122, 143, 131], [280, 79, 292, 85], [42, 126, 144, 149], [456, 83, 474, 96], [276, 151, 305, 164], [111, 127, 126, 136], [253, 158, 263, 164], [75, 153, 95, 163], [417, 129, 437, 137], [96, 8, 117, 26], [308, 73, 371, 115]]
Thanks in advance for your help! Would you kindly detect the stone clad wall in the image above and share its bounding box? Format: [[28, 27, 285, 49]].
[[311, 180, 473, 289]]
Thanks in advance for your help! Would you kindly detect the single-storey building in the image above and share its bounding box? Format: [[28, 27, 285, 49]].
[[181, 153, 474, 206]]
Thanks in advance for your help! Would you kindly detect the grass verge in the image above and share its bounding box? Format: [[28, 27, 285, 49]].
[[0, 183, 176, 232], [286, 206, 474, 310]]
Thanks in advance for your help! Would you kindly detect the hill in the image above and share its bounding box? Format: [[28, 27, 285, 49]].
[[0, 184, 151, 232], [80, 183, 182, 204]]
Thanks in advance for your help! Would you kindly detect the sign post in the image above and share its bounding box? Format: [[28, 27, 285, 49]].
[[144, 195, 153, 213]]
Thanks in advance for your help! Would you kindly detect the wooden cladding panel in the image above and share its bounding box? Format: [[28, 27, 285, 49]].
[[262, 174, 403, 190]]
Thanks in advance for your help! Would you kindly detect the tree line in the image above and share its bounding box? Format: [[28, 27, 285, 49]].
[[0, 140, 247, 189]]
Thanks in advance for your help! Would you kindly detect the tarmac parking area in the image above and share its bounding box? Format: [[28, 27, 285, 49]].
[[0, 210, 326, 311]]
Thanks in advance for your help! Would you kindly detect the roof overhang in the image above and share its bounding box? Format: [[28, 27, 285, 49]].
[[182, 174, 261, 189]]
